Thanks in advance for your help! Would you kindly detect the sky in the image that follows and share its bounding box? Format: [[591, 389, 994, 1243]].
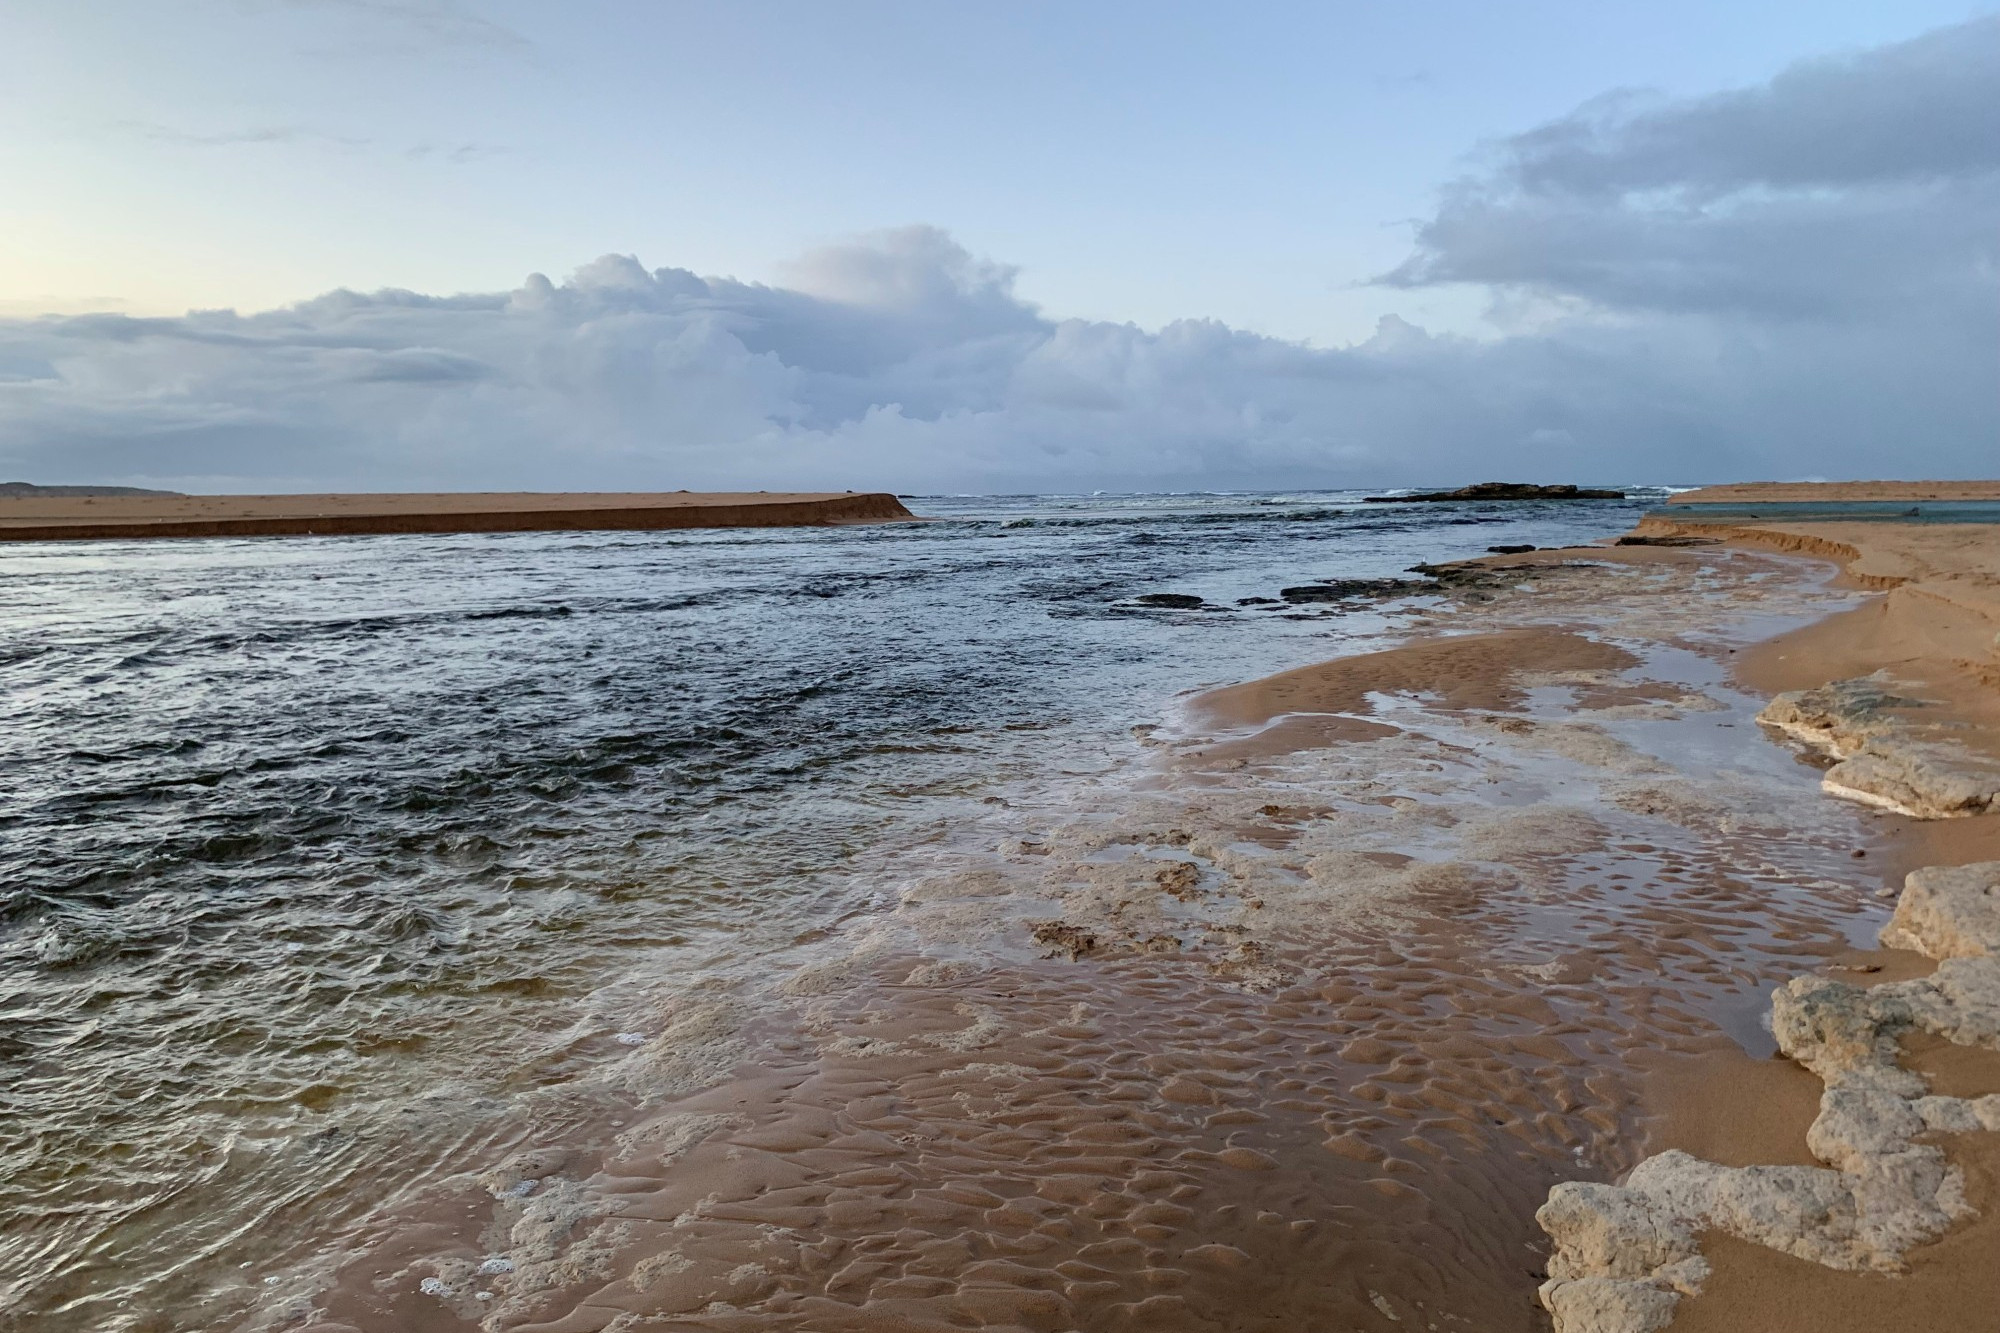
[[0, 1, 1994, 492]]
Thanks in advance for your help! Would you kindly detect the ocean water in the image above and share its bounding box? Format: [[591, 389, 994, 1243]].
[[0, 490, 1666, 1328]]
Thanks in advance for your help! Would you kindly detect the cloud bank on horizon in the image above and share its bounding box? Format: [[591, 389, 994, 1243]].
[[3, 17, 1994, 493]]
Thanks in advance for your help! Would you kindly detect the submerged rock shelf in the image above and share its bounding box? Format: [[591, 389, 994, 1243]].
[[1364, 482, 1628, 503]]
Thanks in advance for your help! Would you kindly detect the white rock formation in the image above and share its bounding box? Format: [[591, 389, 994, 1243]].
[[1820, 751, 2000, 820], [1536, 861, 2000, 1331], [1881, 862, 2000, 959], [1757, 675, 2000, 819], [1755, 675, 1908, 755]]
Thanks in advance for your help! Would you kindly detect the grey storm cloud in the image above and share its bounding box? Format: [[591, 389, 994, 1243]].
[[1380, 17, 2000, 321], [2, 18, 1995, 493]]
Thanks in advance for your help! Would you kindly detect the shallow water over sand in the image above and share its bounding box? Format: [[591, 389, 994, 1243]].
[[3, 491, 1680, 1328], [268, 542, 1895, 1333]]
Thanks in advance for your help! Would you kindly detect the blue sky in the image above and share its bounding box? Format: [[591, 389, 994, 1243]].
[[0, 2, 1995, 490], [3, 1, 1983, 339]]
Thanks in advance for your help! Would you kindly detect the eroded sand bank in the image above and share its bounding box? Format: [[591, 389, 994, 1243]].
[[243, 521, 2000, 1333], [0, 491, 914, 540]]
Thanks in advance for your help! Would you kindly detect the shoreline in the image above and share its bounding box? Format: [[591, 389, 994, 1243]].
[[153, 507, 1988, 1333], [0, 490, 916, 541], [1534, 516, 2000, 1331], [261, 533, 1916, 1333]]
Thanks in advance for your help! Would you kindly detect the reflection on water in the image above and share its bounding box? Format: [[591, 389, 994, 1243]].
[[0, 491, 1659, 1328]]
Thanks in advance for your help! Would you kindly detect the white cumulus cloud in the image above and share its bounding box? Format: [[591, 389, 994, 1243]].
[[3, 18, 1996, 492]]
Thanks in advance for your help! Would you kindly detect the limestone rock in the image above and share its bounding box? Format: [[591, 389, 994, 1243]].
[[1881, 862, 2000, 958], [1538, 1181, 1699, 1281], [1537, 855, 2000, 1332], [1905, 957, 2000, 1049], [1769, 974, 1917, 1087], [1757, 675, 2000, 819], [1822, 750, 2000, 819], [1757, 674, 1910, 756], [1538, 1274, 1683, 1333]]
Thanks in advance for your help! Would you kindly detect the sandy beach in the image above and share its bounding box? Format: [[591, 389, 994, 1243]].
[[15, 489, 1986, 1332], [0, 490, 914, 541], [12, 1, 1994, 1325], [182, 494, 1981, 1333], [1540, 502, 2000, 1331]]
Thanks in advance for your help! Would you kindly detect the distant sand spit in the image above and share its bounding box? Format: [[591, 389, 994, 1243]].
[[0, 490, 915, 541], [1669, 480, 2000, 504]]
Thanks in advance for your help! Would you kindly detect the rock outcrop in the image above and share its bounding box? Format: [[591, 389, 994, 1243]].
[[1755, 674, 1910, 753], [1536, 861, 2000, 1331], [1881, 862, 2000, 959], [1364, 482, 1627, 502], [1817, 751, 1999, 819], [1756, 674, 2000, 819]]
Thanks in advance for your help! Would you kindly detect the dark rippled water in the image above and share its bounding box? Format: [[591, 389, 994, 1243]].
[[0, 490, 1663, 1328]]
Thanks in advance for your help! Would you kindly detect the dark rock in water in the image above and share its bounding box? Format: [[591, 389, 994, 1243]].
[[1615, 534, 1722, 547], [1279, 578, 1426, 603], [1405, 561, 1529, 591], [1134, 592, 1205, 609], [1363, 482, 1626, 502], [1235, 596, 1278, 606], [1487, 544, 1538, 554], [1, 481, 183, 497], [1273, 559, 1574, 607]]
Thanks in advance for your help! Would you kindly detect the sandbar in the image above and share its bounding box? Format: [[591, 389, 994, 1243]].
[[0, 489, 916, 541], [1669, 480, 2000, 504]]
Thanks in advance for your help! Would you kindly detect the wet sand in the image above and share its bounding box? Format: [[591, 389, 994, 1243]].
[[1198, 627, 1641, 725], [241, 519, 2000, 1333], [0, 491, 914, 541]]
